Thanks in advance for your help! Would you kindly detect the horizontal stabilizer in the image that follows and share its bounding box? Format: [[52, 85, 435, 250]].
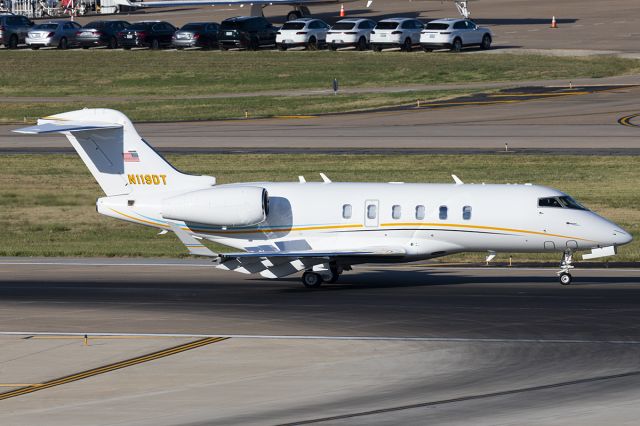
[[13, 122, 122, 135]]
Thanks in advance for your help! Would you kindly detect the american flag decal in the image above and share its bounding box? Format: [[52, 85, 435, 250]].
[[123, 151, 140, 162]]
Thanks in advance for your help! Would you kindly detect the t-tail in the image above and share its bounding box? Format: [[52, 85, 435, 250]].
[[13, 108, 216, 196]]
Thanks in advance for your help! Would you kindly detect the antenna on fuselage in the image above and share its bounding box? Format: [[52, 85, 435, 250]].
[[320, 173, 332, 183]]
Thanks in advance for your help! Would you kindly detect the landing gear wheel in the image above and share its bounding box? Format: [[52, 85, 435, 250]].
[[302, 272, 323, 288], [287, 10, 302, 21], [559, 272, 572, 285]]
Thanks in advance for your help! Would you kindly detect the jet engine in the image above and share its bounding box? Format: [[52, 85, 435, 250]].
[[161, 186, 268, 227]]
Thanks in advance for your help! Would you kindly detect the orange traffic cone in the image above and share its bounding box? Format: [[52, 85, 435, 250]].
[[339, 4, 345, 17], [550, 16, 558, 28]]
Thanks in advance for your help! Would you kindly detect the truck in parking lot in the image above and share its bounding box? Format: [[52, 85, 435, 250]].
[[218, 16, 277, 51], [0, 14, 34, 49]]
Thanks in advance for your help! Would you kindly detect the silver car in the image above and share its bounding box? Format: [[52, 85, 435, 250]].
[[26, 21, 82, 49]]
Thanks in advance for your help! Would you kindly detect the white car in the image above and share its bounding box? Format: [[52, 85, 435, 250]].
[[326, 18, 376, 51], [369, 18, 423, 52], [276, 18, 330, 50], [420, 18, 492, 52]]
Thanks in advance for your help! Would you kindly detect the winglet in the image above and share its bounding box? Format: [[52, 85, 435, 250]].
[[168, 223, 217, 257], [452, 174, 464, 185]]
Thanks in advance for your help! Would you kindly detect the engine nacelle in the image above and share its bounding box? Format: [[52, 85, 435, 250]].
[[161, 186, 268, 227]]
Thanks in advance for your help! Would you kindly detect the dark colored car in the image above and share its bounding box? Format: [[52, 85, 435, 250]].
[[172, 22, 219, 49], [76, 20, 130, 49], [117, 21, 177, 50], [0, 14, 34, 49], [218, 16, 277, 50]]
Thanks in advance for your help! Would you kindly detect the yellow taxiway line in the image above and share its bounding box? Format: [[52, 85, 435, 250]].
[[0, 337, 228, 401]]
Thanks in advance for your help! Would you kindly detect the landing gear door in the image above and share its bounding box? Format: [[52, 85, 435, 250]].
[[364, 200, 379, 227]]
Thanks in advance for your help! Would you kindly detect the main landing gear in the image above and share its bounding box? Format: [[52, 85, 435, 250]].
[[301, 264, 342, 288], [557, 249, 574, 285]]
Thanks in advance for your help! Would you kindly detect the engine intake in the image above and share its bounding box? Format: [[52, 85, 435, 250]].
[[161, 186, 268, 227]]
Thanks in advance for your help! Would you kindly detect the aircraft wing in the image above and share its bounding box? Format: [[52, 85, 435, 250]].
[[169, 223, 404, 278], [217, 246, 406, 279]]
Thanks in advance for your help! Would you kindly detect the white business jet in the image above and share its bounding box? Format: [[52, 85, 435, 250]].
[[14, 109, 632, 287], [111, 0, 476, 21]]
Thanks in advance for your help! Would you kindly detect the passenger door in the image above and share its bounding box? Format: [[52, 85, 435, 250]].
[[465, 20, 482, 44], [365, 200, 379, 227]]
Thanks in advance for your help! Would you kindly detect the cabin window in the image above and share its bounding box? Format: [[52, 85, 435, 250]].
[[415, 205, 425, 220], [367, 204, 377, 219], [462, 205, 472, 220], [342, 204, 352, 219], [439, 205, 448, 220], [392, 205, 401, 220]]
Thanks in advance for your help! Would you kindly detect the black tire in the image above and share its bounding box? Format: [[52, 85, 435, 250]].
[[356, 36, 367, 51], [302, 272, 323, 288], [123, 46, 131, 50], [307, 36, 317, 51], [373, 44, 382, 52], [176, 46, 184, 50], [402, 38, 412, 52], [58, 37, 68, 50], [31, 45, 40, 50], [287, 11, 302, 21], [247, 38, 258, 51], [150, 38, 160, 50], [422, 46, 433, 52], [480, 34, 492, 50], [219, 44, 229, 51], [208, 39, 216, 50], [329, 44, 337, 51], [451, 37, 462, 52], [559, 272, 572, 285], [108, 37, 118, 49], [277, 43, 287, 51], [82, 45, 90, 49], [8, 34, 18, 49]]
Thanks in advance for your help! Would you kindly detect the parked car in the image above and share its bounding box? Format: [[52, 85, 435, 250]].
[[420, 18, 492, 52], [117, 21, 177, 50], [0, 14, 34, 49], [76, 20, 130, 49], [26, 21, 82, 49], [276, 18, 330, 50], [326, 18, 376, 51], [218, 16, 277, 50], [172, 22, 219, 49], [370, 18, 423, 52]]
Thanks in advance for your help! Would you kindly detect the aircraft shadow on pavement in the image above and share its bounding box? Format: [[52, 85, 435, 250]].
[[273, 269, 640, 292]]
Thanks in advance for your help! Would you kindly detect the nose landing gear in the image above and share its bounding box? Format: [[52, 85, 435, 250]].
[[557, 250, 574, 285]]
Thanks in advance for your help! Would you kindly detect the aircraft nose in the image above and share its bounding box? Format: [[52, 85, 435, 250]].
[[614, 229, 633, 246]]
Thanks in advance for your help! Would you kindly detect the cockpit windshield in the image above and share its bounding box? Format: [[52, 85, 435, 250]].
[[538, 196, 587, 210]]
